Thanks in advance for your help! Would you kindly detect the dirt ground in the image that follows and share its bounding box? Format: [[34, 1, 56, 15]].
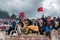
[[0, 31, 5, 40], [0, 31, 60, 40]]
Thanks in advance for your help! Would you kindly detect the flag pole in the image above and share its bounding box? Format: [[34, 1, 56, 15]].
[[43, 9, 44, 16]]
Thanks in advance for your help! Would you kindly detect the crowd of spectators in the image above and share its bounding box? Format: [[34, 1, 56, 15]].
[[1, 15, 60, 36]]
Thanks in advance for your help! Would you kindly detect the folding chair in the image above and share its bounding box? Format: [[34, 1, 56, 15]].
[[10, 25, 18, 36]]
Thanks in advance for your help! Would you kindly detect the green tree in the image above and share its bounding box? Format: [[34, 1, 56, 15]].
[[0, 9, 10, 19], [11, 13, 16, 19]]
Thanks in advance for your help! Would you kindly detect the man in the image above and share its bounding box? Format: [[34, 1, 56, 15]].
[[32, 19, 36, 26], [53, 17, 59, 30], [45, 16, 54, 36], [8, 18, 16, 35], [37, 18, 44, 35]]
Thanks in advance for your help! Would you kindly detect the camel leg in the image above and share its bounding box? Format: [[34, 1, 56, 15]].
[[51, 29, 58, 40]]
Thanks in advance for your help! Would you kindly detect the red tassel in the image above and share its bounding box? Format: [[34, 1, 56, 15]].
[[2, 25, 5, 31]]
